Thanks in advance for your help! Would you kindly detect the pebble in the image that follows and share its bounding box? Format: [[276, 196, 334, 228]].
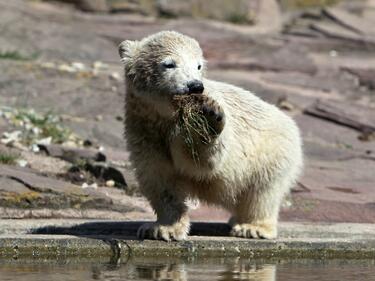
[[37, 137, 52, 146], [93, 61, 108, 70], [40, 62, 56, 69], [31, 144, 40, 153], [278, 100, 295, 111], [63, 141, 78, 148], [71, 62, 86, 71], [105, 180, 115, 187], [110, 72, 121, 81], [1, 131, 22, 145], [82, 182, 98, 189], [58, 64, 77, 73], [329, 50, 338, 57], [16, 159, 28, 168]]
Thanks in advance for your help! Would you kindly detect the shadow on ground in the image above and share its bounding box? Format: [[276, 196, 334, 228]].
[[30, 221, 232, 238]]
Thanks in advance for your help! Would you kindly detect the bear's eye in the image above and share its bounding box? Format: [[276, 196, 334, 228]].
[[198, 64, 202, 70], [163, 61, 176, 69]]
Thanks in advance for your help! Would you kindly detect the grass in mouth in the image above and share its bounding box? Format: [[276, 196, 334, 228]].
[[172, 95, 216, 164]]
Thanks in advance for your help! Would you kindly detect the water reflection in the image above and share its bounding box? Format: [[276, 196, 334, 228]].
[[1, 258, 374, 281], [219, 259, 275, 281], [90, 257, 274, 281], [136, 263, 188, 281]]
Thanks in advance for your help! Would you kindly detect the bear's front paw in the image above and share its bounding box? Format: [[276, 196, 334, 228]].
[[191, 94, 225, 135], [230, 222, 277, 239], [137, 222, 189, 241]]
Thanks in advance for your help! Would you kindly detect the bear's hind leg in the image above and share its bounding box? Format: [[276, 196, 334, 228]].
[[230, 184, 286, 239]]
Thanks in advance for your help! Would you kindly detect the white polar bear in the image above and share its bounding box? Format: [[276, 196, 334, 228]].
[[119, 31, 303, 241]]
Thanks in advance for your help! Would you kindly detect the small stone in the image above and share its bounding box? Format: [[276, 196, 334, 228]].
[[277, 97, 295, 111], [278, 100, 295, 111], [81, 182, 98, 189], [95, 115, 103, 121], [329, 50, 338, 57], [16, 159, 28, 168], [31, 144, 40, 153], [31, 127, 41, 135], [110, 72, 121, 81], [62, 140, 78, 148], [58, 64, 76, 73], [40, 62, 56, 69], [93, 61, 108, 71], [1, 131, 22, 145], [37, 137, 52, 146], [71, 62, 86, 71], [105, 180, 115, 187]]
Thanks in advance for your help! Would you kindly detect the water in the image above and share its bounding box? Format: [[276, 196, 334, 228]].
[[1, 258, 374, 281]]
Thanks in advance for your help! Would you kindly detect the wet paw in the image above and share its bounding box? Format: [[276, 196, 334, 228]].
[[230, 222, 277, 239], [137, 222, 189, 241]]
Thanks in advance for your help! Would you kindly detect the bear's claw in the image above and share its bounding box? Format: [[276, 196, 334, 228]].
[[137, 222, 189, 241], [230, 223, 277, 239]]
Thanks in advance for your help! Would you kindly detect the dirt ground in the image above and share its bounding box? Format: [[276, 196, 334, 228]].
[[0, 0, 374, 223]]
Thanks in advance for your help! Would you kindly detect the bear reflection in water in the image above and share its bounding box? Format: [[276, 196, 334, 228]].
[[92, 257, 275, 281]]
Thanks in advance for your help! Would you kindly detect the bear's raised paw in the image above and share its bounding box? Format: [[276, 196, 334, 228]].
[[190, 94, 225, 135]]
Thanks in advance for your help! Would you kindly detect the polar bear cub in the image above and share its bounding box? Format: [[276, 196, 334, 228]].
[[119, 31, 303, 241]]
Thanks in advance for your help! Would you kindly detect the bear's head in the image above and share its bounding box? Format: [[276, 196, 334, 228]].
[[119, 31, 205, 100]]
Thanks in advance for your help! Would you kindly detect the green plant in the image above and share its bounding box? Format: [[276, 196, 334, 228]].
[[227, 13, 252, 25], [0, 50, 37, 61], [281, 0, 341, 9], [0, 152, 19, 165], [12, 109, 72, 145]]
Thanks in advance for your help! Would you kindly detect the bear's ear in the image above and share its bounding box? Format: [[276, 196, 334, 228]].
[[118, 40, 140, 64]]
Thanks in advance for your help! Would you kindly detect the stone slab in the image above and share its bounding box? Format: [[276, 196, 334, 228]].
[[0, 220, 375, 259]]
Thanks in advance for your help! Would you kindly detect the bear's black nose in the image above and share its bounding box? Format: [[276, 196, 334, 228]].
[[187, 80, 204, 94]]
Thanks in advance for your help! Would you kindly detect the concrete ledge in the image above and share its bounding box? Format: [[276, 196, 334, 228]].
[[0, 220, 375, 259]]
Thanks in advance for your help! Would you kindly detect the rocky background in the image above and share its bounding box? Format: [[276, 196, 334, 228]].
[[0, 0, 374, 223]]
